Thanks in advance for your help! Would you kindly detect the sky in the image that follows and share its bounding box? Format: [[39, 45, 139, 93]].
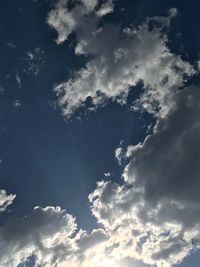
[[1, 0, 200, 266]]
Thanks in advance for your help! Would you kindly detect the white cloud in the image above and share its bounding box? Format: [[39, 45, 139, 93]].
[[0, 188, 148, 267], [0, 198, 115, 267], [47, 0, 113, 45], [47, 0, 77, 44], [47, 1, 195, 119], [96, 0, 115, 17], [0, 205, 78, 266], [89, 85, 200, 267], [0, 189, 15, 212], [104, 172, 112, 177]]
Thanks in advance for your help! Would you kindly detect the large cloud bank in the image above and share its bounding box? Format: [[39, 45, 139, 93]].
[[89, 86, 200, 267]]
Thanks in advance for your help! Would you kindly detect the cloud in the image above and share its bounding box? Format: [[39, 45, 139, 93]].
[[1, 81, 200, 267], [96, 0, 115, 17], [47, 0, 113, 45], [0, 205, 78, 266], [0, 198, 111, 267], [1, 2, 199, 267], [47, 2, 195, 118], [81, 0, 98, 13], [77, 228, 108, 253], [104, 172, 112, 178], [47, 0, 77, 44], [89, 85, 200, 267], [0, 189, 15, 212]]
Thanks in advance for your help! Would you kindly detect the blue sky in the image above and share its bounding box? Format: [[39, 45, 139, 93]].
[[1, 1, 200, 267]]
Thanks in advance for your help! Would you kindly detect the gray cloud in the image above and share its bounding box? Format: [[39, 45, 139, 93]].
[[125, 86, 200, 206], [89, 86, 200, 267]]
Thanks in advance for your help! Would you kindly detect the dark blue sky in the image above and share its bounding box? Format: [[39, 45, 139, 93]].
[[0, 0, 153, 230]]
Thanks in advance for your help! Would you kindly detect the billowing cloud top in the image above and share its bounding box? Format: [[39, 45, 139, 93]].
[[89, 85, 200, 267]]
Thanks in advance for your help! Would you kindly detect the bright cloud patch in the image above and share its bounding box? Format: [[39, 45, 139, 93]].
[[0, 189, 15, 212], [47, 2, 195, 119], [0, 205, 78, 266]]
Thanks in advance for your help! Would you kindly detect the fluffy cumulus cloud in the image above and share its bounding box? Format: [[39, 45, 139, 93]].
[[0, 189, 15, 212], [0, 198, 113, 267], [0, 190, 109, 267], [89, 85, 200, 267], [47, 0, 109, 45], [0, 205, 78, 266], [47, 1, 195, 118]]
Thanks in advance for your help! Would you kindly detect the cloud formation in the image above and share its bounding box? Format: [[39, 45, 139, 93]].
[[1, 86, 200, 266], [1, 1, 200, 267], [89, 85, 200, 267], [47, 1, 194, 118], [0, 197, 111, 267], [0, 189, 15, 212], [0, 205, 78, 266]]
